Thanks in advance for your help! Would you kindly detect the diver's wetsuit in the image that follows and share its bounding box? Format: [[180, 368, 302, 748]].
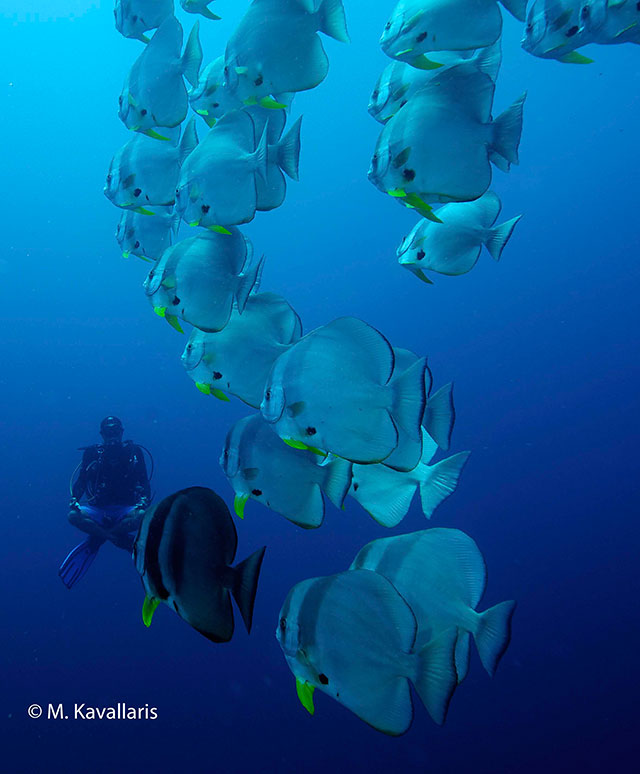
[[71, 441, 151, 506], [59, 439, 151, 589]]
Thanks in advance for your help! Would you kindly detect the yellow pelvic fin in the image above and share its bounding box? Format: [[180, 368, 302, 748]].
[[134, 207, 154, 216], [122, 251, 130, 259], [387, 188, 407, 198], [283, 438, 325, 457], [558, 51, 594, 64], [403, 193, 442, 223], [234, 493, 249, 519], [208, 225, 232, 235], [196, 108, 209, 116], [259, 96, 287, 109], [210, 388, 230, 402], [296, 679, 315, 715], [165, 314, 184, 334], [411, 55, 443, 70], [142, 595, 160, 627], [153, 306, 167, 318], [195, 381, 211, 395], [143, 128, 171, 141]]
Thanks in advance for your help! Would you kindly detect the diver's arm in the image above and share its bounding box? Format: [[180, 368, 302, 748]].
[[132, 445, 151, 501], [70, 450, 91, 501]]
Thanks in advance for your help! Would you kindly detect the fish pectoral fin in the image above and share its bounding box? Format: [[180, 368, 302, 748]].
[[287, 400, 306, 418], [142, 595, 160, 627], [296, 679, 315, 715], [392, 146, 411, 169], [234, 493, 250, 519]]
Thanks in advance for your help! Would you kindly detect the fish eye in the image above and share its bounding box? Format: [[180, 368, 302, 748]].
[[384, 21, 391, 30], [372, 89, 379, 100], [118, 95, 123, 105], [186, 343, 192, 352], [134, 240, 140, 249], [265, 389, 271, 401], [106, 173, 112, 183], [149, 269, 155, 279], [279, 617, 286, 631]]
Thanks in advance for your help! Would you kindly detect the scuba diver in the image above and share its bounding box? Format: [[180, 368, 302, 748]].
[[59, 416, 153, 589]]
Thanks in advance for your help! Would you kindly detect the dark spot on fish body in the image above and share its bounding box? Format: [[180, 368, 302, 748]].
[[416, 32, 427, 42], [566, 25, 579, 36], [305, 427, 317, 436], [141, 109, 147, 116], [212, 102, 220, 108], [201, 204, 210, 214], [172, 296, 180, 306], [417, 249, 425, 261], [403, 168, 416, 182], [353, 482, 359, 491], [134, 240, 140, 249], [213, 371, 222, 380], [251, 489, 262, 496], [134, 188, 142, 197], [254, 75, 263, 86], [132, 14, 138, 22], [319, 673, 329, 685]]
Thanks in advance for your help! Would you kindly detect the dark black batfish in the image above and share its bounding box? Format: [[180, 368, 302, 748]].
[[134, 486, 266, 642]]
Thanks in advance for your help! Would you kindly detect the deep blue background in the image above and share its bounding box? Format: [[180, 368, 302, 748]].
[[1, 1, 639, 772]]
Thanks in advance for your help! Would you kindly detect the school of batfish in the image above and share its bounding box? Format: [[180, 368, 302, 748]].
[[106, 0, 635, 737]]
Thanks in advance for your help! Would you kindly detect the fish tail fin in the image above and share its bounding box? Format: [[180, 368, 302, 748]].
[[390, 357, 426, 444], [499, 0, 528, 21], [475, 600, 517, 677], [419, 451, 470, 519], [235, 254, 265, 312], [182, 21, 203, 87], [231, 546, 266, 633], [322, 455, 352, 509], [179, 117, 198, 165], [491, 92, 526, 167], [276, 116, 302, 181], [413, 628, 459, 725], [253, 123, 270, 185], [474, 38, 502, 82], [424, 382, 455, 451], [484, 215, 522, 261], [316, 0, 350, 43], [354, 478, 417, 528]]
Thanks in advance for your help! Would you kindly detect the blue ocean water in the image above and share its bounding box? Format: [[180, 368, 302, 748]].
[[1, 1, 639, 771]]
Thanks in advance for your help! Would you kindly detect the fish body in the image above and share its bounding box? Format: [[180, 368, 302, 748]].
[[143, 229, 263, 333], [277, 569, 458, 733], [380, 0, 504, 67], [397, 191, 523, 280], [260, 317, 426, 467], [579, 0, 640, 44], [369, 67, 526, 206], [350, 529, 516, 681], [350, 429, 470, 527], [176, 109, 269, 229], [522, 0, 594, 60], [369, 42, 501, 124], [105, 118, 197, 211], [133, 486, 266, 642], [119, 16, 202, 137], [223, 0, 349, 105], [189, 56, 244, 127], [114, 0, 174, 42], [182, 292, 302, 406], [116, 209, 179, 261], [221, 414, 352, 528]]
